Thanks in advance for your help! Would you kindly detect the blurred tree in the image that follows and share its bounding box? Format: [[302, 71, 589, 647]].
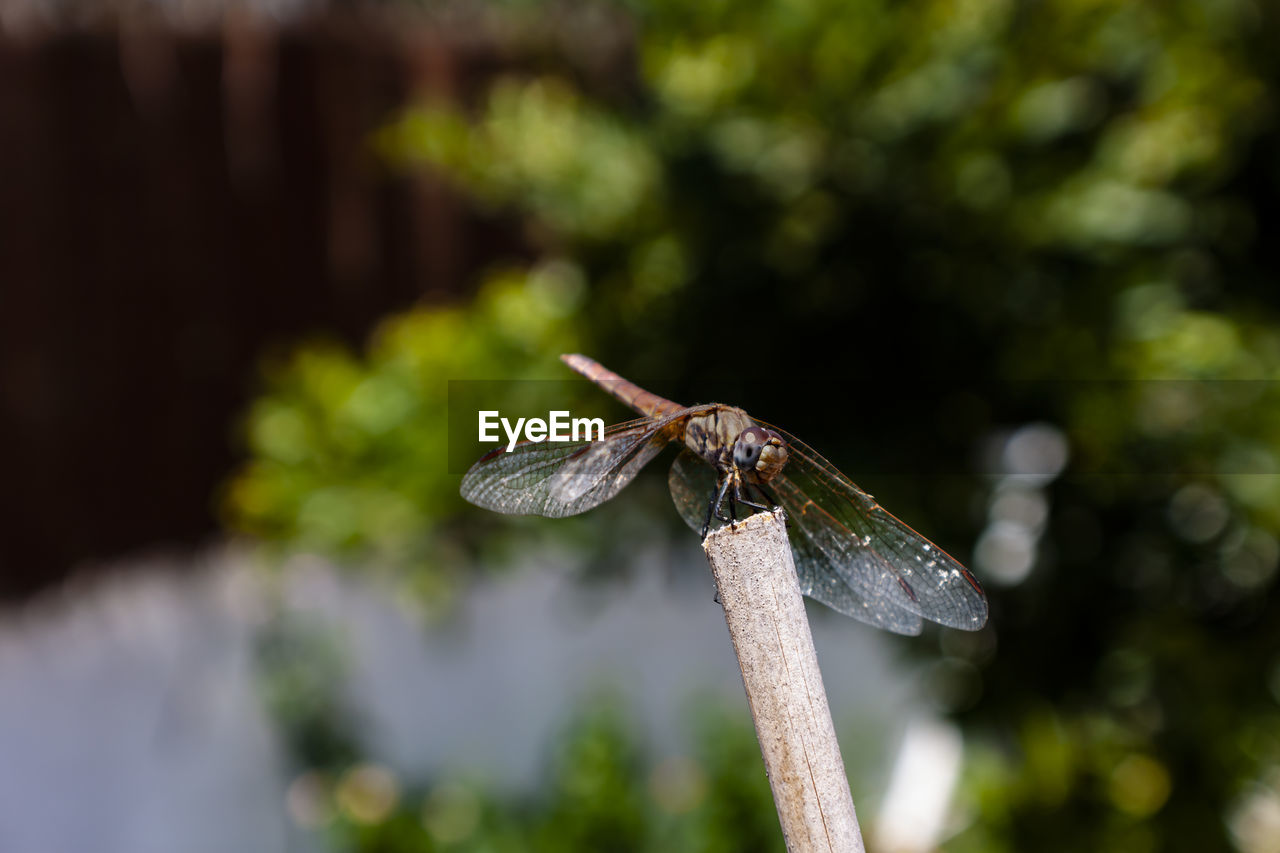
[[229, 0, 1280, 849]]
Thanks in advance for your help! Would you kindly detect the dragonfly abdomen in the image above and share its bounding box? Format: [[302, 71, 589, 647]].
[[561, 354, 684, 419]]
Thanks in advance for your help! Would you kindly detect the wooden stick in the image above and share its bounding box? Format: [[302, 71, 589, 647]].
[[703, 509, 865, 853]]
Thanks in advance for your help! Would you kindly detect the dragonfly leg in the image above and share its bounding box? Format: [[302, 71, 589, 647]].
[[748, 482, 788, 528], [736, 480, 771, 512], [701, 475, 735, 538], [751, 482, 780, 510]]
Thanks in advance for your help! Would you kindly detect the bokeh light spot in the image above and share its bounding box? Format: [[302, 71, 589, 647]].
[[1168, 483, 1230, 543], [975, 521, 1037, 585], [422, 781, 481, 844], [335, 763, 400, 825], [649, 755, 707, 815], [1108, 754, 1171, 817], [1002, 423, 1069, 483]]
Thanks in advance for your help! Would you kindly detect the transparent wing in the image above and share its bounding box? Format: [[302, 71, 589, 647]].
[[667, 449, 717, 533], [763, 423, 988, 632], [461, 412, 690, 518], [770, 474, 925, 635], [668, 449, 924, 635]]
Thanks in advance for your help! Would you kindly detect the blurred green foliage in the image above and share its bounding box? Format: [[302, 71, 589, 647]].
[[224, 263, 598, 607], [291, 699, 786, 853], [229, 0, 1280, 849]]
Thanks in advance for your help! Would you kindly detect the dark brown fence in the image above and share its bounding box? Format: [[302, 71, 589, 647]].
[[0, 17, 540, 599]]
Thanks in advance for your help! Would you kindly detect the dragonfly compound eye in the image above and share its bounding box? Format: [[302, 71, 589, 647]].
[[733, 427, 766, 469], [734, 426, 787, 479], [755, 431, 788, 480]]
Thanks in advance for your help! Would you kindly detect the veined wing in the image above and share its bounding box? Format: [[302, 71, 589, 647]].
[[764, 423, 988, 633], [770, 474, 925, 634], [668, 449, 924, 635], [461, 409, 698, 518], [667, 449, 716, 532]]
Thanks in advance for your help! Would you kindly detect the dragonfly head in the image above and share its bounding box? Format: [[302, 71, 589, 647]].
[[734, 426, 788, 482]]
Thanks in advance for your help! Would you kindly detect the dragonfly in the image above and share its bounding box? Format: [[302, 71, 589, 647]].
[[461, 354, 987, 635]]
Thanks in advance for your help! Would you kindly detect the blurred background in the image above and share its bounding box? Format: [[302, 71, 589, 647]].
[[3, 0, 1280, 851]]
